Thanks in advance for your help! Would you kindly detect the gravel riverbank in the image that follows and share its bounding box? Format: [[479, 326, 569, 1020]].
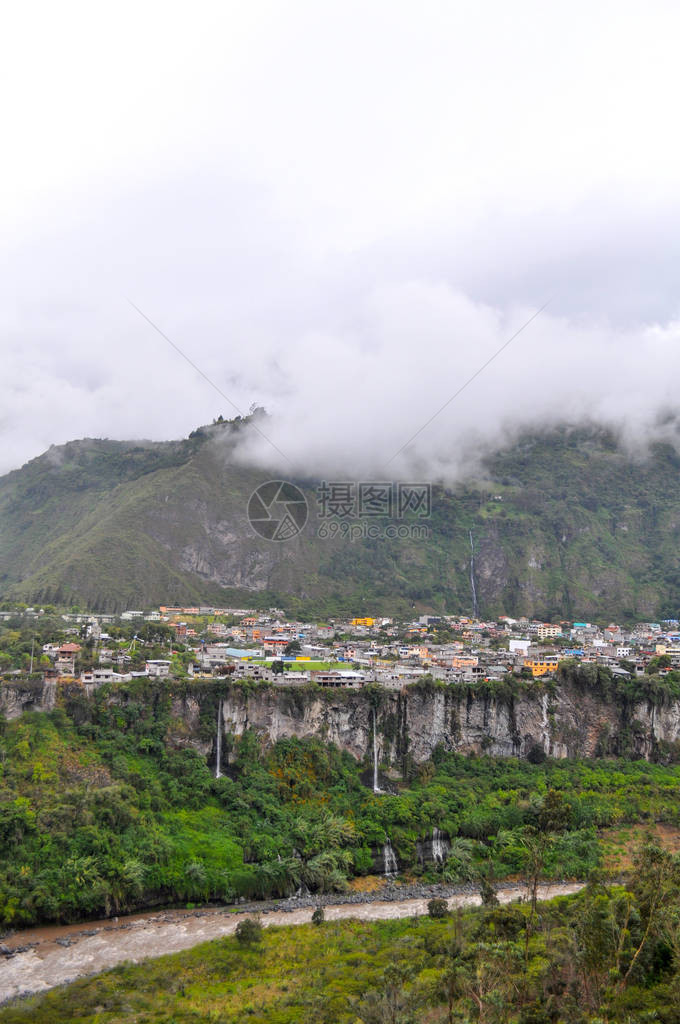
[[0, 880, 584, 1005]]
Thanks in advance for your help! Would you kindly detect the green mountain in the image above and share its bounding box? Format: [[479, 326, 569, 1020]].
[[0, 419, 679, 621]]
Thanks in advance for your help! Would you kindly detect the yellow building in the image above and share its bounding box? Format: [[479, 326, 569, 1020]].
[[524, 658, 559, 678], [351, 617, 375, 627]]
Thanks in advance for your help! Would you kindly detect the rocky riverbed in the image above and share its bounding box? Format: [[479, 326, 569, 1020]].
[[0, 880, 584, 1004]]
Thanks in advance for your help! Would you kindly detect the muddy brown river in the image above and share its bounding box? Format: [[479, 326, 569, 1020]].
[[0, 883, 583, 1003]]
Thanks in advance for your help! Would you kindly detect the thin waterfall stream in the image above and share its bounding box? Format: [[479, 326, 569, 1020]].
[[432, 828, 450, 865], [382, 839, 399, 876], [372, 706, 382, 793], [469, 529, 478, 618], [215, 699, 222, 779]]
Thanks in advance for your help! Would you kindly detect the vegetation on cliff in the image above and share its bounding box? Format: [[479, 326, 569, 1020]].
[[2, 679, 680, 928]]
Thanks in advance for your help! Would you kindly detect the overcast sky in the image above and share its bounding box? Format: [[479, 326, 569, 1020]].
[[2, 0, 680, 478]]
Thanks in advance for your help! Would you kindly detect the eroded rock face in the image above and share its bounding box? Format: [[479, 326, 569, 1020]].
[[220, 691, 373, 762], [3, 679, 680, 767], [0, 683, 53, 719], [168, 695, 213, 757], [214, 684, 680, 766]]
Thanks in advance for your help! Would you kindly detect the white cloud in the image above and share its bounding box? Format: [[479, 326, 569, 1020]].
[[2, 0, 680, 476]]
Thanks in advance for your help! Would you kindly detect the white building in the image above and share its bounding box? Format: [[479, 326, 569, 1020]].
[[509, 638, 531, 656], [146, 659, 171, 677], [81, 668, 132, 684]]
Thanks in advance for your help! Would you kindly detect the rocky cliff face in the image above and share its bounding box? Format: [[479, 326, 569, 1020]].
[[5, 680, 680, 765], [211, 683, 680, 766], [0, 681, 57, 719]]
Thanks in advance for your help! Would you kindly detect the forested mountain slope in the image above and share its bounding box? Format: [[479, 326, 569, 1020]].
[[0, 420, 679, 620]]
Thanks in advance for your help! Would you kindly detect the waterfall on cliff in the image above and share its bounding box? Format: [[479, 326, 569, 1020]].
[[432, 828, 450, 865], [541, 692, 550, 753], [372, 706, 382, 793], [383, 839, 398, 876], [215, 699, 222, 779], [42, 680, 56, 710], [469, 530, 478, 618]]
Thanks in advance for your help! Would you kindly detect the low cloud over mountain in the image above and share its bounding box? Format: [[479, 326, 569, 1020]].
[[2, 2, 680, 476]]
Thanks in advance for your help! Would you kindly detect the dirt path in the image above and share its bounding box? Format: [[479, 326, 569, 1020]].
[[0, 882, 584, 1004]]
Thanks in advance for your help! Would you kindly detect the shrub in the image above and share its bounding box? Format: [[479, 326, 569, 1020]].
[[427, 897, 449, 919], [527, 742, 547, 764], [479, 878, 499, 906], [235, 917, 263, 946], [311, 906, 325, 926]]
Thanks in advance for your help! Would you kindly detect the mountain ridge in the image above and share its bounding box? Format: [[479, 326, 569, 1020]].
[[1, 420, 679, 620]]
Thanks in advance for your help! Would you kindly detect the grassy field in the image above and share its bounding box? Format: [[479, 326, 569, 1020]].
[[599, 822, 680, 873]]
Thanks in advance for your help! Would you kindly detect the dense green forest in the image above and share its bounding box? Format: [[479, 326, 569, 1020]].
[[3, 850, 680, 1023], [2, 679, 680, 928]]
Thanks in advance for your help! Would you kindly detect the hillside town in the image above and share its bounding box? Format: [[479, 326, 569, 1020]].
[[1, 603, 678, 689]]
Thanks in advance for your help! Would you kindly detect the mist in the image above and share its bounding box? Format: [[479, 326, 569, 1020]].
[[2, 1, 680, 479], [229, 284, 680, 481]]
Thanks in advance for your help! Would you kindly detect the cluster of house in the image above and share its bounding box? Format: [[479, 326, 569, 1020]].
[[40, 636, 172, 685], [194, 615, 680, 688], [31, 607, 680, 690]]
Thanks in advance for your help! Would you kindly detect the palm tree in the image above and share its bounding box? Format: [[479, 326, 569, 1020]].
[[442, 838, 476, 882]]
